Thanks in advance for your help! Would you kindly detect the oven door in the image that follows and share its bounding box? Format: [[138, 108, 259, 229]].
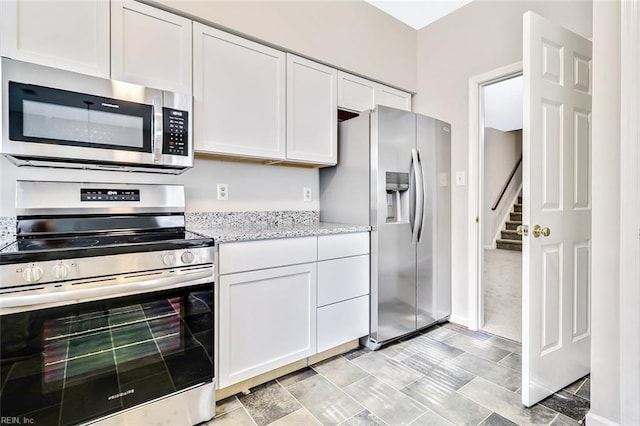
[[0, 283, 214, 426]]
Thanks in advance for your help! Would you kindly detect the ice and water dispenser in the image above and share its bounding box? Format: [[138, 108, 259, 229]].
[[385, 172, 409, 222]]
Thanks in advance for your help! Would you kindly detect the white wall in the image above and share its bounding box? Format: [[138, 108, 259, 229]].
[[484, 76, 523, 132], [414, 0, 592, 325], [0, 155, 319, 216], [149, 0, 417, 92], [588, 0, 621, 424], [483, 128, 521, 248]]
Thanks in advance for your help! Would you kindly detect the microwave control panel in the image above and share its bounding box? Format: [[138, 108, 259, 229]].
[[162, 108, 189, 156]]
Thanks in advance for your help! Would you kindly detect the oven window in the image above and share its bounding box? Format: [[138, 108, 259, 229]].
[[0, 284, 213, 426], [8, 82, 153, 153]]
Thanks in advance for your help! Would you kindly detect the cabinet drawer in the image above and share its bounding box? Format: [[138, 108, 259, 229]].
[[318, 255, 369, 306], [318, 295, 369, 353], [219, 237, 317, 274], [317, 232, 369, 260]]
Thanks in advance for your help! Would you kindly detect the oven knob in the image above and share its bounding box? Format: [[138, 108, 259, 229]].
[[23, 265, 44, 283], [181, 250, 195, 264], [162, 253, 177, 266], [52, 263, 71, 280]]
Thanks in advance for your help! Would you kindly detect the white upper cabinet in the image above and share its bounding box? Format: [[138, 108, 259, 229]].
[[376, 84, 412, 111], [193, 23, 286, 160], [111, 0, 192, 94], [286, 54, 337, 165], [0, 0, 109, 77], [338, 71, 412, 112], [337, 71, 376, 113]]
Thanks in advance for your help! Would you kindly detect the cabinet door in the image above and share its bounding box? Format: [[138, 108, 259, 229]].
[[286, 54, 337, 165], [193, 23, 286, 160], [337, 71, 375, 112], [376, 84, 412, 111], [219, 263, 317, 388], [111, 0, 192, 94], [0, 0, 109, 77]]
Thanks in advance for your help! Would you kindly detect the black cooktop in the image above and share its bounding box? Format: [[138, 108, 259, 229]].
[[0, 230, 213, 265]]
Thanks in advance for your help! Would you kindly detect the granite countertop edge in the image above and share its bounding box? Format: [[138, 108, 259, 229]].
[[189, 222, 371, 243]]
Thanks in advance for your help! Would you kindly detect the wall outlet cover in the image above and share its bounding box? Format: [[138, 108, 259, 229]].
[[217, 183, 228, 201], [455, 171, 466, 186], [303, 187, 312, 202]]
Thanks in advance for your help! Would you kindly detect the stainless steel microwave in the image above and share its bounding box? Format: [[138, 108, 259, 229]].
[[1, 58, 193, 174]]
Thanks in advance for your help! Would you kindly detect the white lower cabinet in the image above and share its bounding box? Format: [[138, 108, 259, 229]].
[[217, 232, 370, 389], [218, 263, 317, 388], [318, 295, 369, 353]]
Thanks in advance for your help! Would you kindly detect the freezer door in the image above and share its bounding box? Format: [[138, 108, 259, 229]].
[[370, 106, 418, 342]]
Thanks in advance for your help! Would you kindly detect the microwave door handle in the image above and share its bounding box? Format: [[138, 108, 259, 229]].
[[153, 104, 163, 163], [0, 269, 212, 311]]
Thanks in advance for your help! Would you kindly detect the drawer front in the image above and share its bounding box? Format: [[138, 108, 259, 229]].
[[318, 255, 369, 306], [317, 295, 369, 353], [317, 232, 369, 261], [219, 237, 317, 274]]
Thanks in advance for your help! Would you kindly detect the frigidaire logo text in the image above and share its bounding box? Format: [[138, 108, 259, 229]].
[[108, 389, 134, 400]]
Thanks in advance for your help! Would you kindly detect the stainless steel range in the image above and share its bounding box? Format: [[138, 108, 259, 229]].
[[0, 181, 215, 426]]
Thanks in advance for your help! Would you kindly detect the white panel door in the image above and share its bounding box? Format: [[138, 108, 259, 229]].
[[193, 23, 286, 160], [376, 84, 411, 112], [218, 263, 317, 388], [286, 54, 337, 165], [0, 0, 109, 77], [111, 0, 192, 94], [522, 11, 592, 406]]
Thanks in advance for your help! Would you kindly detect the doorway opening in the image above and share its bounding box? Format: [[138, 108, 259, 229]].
[[480, 75, 523, 342]]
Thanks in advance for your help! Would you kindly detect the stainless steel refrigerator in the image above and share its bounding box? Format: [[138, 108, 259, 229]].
[[320, 105, 451, 349]]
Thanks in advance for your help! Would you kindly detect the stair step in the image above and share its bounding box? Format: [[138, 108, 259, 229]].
[[496, 239, 522, 251], [505, 221, 521, 230], [500, 230, 521, 241], [510, 212, 522, 221], [513, 203, 522, 213], [518, 196, 522, 204]]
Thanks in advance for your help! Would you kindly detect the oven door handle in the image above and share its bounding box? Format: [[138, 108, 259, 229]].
[[0, 269, 213, 310]]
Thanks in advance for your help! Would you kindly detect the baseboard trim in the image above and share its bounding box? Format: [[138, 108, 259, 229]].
[[585, 411, 620, 426], [448, 315, 468, 329]]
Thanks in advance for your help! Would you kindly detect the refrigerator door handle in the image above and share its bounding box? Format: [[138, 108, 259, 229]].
[[411, 148, 424, 243], [416, 150, 426, 242]]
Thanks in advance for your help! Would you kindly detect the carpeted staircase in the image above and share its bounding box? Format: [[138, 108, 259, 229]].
[[496, 193, 522, 251]]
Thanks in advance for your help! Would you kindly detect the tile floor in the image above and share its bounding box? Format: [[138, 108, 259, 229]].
[[207, 323, 590, 426]]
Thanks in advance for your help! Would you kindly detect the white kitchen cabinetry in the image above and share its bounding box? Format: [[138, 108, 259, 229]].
[[337, 71, 412, 112], [193, 23, 286, 160], [286, 54, 337, 165], [111, 0, 192, 94], [317, 233, 370, 352], [218, 237, 317, 388], [376, 84, 412, 111], [0, 0, 109, 77]]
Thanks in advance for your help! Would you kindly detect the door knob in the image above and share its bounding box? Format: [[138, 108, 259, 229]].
[[532, 225, 551, 238], [516, 225, 528, 236]]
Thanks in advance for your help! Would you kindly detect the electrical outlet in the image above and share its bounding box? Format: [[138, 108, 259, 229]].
[[303, 187, 312, 202], [455, 171, 466, 187], [217, 183, 228, 201]]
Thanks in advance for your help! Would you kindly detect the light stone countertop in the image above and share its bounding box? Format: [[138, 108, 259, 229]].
[[189, 221, 371, 244]]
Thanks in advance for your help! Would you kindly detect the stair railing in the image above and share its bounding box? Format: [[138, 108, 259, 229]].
[[491, 155, 523, 211]]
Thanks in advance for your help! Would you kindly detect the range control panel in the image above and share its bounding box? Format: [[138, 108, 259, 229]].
[[162, 107, 189, 156], [81, 188, 141, 202]]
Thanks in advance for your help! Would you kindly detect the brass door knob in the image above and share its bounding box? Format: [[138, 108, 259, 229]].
[[532, 225, 551, 238], [516, 225, 528, 236]]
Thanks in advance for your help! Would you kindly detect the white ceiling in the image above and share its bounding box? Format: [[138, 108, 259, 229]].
[[364, 0, 473, 30]]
